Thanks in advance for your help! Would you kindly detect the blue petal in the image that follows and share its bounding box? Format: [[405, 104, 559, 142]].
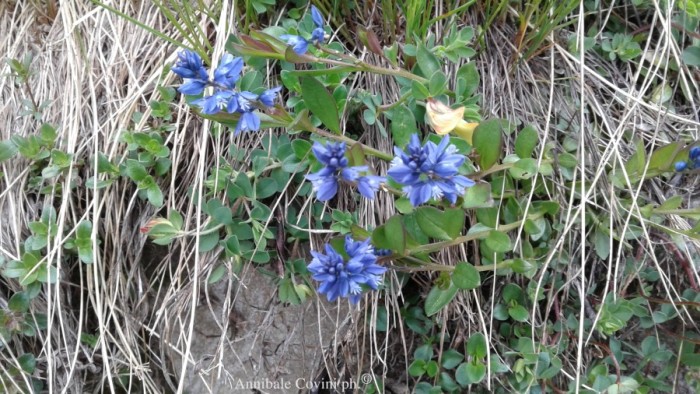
[[408, 182, 433, 206], [237, 91, 258, 112], [675, 161, 688, 171], [690, 146, 700, 160], [280, 34, 309, 55], [192, 95, 221, 114], [311, 5, 324, 28], [235, 111, 261, 134], [226, 92, 240, 113], [258, 86, 281, 107], [213, 53, 243, 89], [310, 27, 325, 44], [356, 175, 384, 199], [315, 176, 338, 201], [178, 79, 207, 95]]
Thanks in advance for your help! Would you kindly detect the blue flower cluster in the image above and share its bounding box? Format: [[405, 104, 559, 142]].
[[306, 141, 385, 201], [171, 50, 281, 134], [308, 236, 387, 304], [388, 135, 475, 206], [280, 5, 326, 55], [675, 146, 700, 172]]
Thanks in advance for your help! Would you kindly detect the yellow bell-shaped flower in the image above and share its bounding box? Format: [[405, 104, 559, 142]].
[[425, 98, 478, 145]]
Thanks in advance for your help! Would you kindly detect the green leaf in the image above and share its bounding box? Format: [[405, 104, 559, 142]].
[[291, 139, 312, 160], [466, 333, 487, 358], [0, 140, 18, 163], [76, 220, 92, 240], [255, 178, 278, 199], [485, 230, 511, 253], [648, 142, 682, 171], [301, 76, 341, 134], [594, 227, 610, 260], [411, 80, 430, 100], [425, 283, 459, 317], [395, 197, 414, 214], [514, 125, 538, 158], [444, 208, 466, 239], [9, 291, 31, 312], [508, 158, 538, 179], [408, 360, 427, 377], [416, 207, 452, 241], [208, 264, 227, 284], [441, 349, 464, 369], [465, 361, 486, 384], [390, 104, 416, 148], [428, 71, 448, 96], [456, 62, 479, 100], [425, 360, 439, 377], [416, 43, 441, 79], [462, 183, 493, 209], [124, 159, 148, 181], [78, 245, 94, 264], [452, 262, 480, 290], [384, 215, 406, 254], [682, 45, 700, 67], [39, 123, 57, 146], [198, 231, 220, 253], [508, 304, 529, 322], [18, 353, 36, 373], [473, 119, 502, 170], [147, 184, 164, 207]]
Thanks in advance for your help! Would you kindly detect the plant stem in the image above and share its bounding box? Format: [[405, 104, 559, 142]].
[[409, 212, 544, 255], [315, 46, 428, 84]]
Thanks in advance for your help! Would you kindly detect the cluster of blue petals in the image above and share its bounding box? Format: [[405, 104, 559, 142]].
[[307, 236, 387, 304], [172, 50, 281, 135], [306, 141, 385, 201], [280, 5, 326, 55], [675, 146, 700, 172], [388, 135, 475, 207]]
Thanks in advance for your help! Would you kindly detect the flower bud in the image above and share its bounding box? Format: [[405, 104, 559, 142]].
[[425, 98, 478, 144], [140, 218, 172, 234]]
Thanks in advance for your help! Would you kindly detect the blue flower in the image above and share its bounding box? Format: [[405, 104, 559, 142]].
[[690, 146, 700, 161], [236, 111, 261, 134], [357, 175, 384, 200], [307, 236, 387, 304], [259, 86, 282, 107], [178, 79, 208, 96], [279, 6, 326, 55], [309, 6, 326, 44], [675, 161, 688, 171], [213, 53, 244, 89], [305, 141, 384, 201], [388, 134, 475, 206], [311, 5, 324, 29], [280, 34, 310, 55], [172, 50, 208, 80], [173, 52, 280, 134], [192, 90, 232, 114]]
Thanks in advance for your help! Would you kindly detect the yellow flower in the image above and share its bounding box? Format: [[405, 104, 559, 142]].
[[425, 98, 478, 144]]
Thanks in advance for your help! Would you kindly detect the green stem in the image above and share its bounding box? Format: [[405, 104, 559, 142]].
[[377, 91, 412, 114], [392, 258, 511, 272], [182, 222, 224, 237], [409, 212, 544, 255], [315, 46, 428, 83], [470, 162, 514, 179], [652, 208, 700, 216]]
